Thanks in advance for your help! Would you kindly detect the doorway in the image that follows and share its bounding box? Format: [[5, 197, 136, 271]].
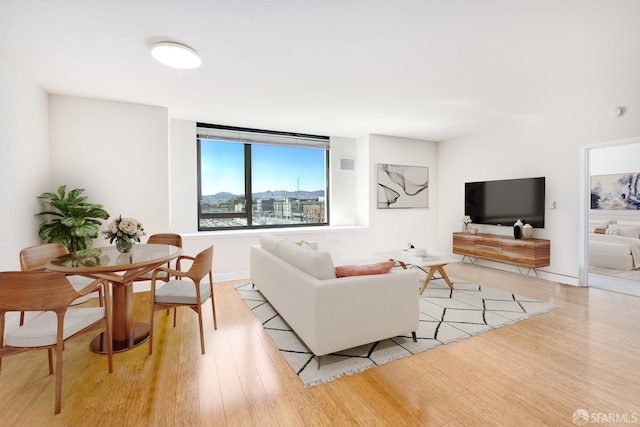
[[581, 137, 640, 296]]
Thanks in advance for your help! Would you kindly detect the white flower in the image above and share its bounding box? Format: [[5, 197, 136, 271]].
[[462, 215, 471, 224], [118, 218, 138, 235], [103, 214, 146, 243]]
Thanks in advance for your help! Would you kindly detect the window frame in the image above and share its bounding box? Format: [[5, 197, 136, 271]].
[[196, 123, 330, 231]]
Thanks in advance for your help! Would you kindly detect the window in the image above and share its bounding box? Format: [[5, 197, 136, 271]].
[[197, 123, 330, 230]]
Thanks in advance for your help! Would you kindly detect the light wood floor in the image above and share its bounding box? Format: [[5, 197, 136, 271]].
[[1, 262, 640, 426]]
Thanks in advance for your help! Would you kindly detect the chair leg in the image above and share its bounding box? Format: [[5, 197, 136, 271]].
[[173, 308, 178, 327], [54, 341, 63, 414], [149, 304, 155, 355], [197, 308, 206, 355], [104, 287, 113, 373], [47, 348, 53, 375], [211, 294, 217, 331], [209, 274, 217, 330]]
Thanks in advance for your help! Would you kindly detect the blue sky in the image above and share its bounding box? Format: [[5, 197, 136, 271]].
[[200, 140, 326, 195]]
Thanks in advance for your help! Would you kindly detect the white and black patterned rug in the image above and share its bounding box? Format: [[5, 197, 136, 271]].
[[235, 278, 553, 387]]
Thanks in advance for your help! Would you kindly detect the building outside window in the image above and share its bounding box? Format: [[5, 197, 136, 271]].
[[197, 123, 330, 230]]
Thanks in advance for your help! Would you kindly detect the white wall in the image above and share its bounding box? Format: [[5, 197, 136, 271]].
[[438, 110, 640, 283], [169, 121, 439, 280], [48, 95, 170, 240], [368, 134, 439, 250], [5, 63, 639, 284], [0, 56, 49, 270]]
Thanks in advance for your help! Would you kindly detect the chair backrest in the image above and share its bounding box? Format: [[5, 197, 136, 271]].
[[186, 246, 213, 283], [20, 243, 69, 272], [147, 233, 183, 248], [0, 271, 79, 313]]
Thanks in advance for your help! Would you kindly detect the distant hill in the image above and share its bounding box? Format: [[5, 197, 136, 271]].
[[202, 190, 324, 203]]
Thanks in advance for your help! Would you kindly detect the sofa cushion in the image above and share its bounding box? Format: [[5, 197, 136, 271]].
[[295, 239, 318, 250], [335, 261, 395, 278], [277, 239, 337, 280], [259, 233, 282, 256]]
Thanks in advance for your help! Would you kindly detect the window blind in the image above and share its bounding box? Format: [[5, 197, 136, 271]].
[[196, 123, 330, 149]]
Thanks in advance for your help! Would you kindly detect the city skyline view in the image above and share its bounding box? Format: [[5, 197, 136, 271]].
[[199, 140, 327, 196]]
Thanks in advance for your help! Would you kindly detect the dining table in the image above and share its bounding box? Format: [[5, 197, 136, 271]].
[[46, 243, 182, 353]]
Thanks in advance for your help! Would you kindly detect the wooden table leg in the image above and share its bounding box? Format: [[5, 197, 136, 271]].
[[418, 264, 455, 295], [90, 281, 149, 353], [418, 266, 438, 295], [438, 266, 454, 289]]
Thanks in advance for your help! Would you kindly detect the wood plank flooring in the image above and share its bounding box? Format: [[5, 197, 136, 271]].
[[1, 262, 639, 426]]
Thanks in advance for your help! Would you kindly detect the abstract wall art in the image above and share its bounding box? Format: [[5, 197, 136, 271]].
[[590, 173, 640, 210], [377, 163, 429, 209]]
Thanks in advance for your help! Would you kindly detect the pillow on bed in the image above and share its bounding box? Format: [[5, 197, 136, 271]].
[[616, 220, 640, 227], [605, 227, 619, 235], [589, 219, 611, 228], [608, 224, 640, 238]]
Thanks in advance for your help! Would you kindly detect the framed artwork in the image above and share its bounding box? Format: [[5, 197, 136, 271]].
[[590, 173, 640, 210], [377, 163, 429, 209]]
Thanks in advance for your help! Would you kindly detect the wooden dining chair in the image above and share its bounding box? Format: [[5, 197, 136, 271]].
[[134, 233, 183, 283], [148, 246, 216, 355], [135, 233, 184, 319], [0, 271, 113, 414], [19, 243, 103, 324]]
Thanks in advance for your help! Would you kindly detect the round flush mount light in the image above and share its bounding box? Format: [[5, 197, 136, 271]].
[[151, 41, 201, 69]]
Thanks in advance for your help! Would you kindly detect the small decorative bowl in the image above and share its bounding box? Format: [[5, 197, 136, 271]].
[[469, 227, 478, 235]]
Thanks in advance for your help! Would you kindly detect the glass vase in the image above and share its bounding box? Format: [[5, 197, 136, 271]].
[[116, 237, 135, 253]]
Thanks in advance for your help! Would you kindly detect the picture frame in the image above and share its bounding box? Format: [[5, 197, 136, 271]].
[[377, 163, 429, 209], [590, 173, 640, 210]]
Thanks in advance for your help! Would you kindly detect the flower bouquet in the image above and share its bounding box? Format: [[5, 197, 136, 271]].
[[462, 215, 471, 231], [103, 215, 145, 253]]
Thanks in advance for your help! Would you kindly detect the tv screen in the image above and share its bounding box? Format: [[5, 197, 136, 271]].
[[465, 177, 546, 228]]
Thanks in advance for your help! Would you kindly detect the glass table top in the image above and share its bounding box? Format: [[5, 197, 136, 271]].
[[46, 244, 182, 273]]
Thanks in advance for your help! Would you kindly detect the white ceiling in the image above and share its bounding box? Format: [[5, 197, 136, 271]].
[[1, 0, 639, 141]]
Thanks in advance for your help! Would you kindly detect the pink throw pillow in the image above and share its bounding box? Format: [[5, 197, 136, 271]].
[[335, 261, 395, 278]]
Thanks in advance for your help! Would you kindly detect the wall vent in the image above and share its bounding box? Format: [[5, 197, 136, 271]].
[[340, 157, 355, 171]]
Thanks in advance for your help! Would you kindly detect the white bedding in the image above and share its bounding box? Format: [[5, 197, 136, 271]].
[[589, 234, 640, 269]]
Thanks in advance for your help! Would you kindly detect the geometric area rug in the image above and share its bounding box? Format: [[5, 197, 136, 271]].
[[234, 278, 553, 387]]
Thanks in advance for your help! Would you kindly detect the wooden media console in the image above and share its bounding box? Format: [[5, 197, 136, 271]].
[[452, 232, 550, 275]]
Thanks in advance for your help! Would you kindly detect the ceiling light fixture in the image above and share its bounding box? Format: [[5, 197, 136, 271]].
[[151, 41, 201, 69]]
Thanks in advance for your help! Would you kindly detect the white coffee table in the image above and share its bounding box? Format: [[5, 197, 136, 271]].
[[376, 250, 459, 295]]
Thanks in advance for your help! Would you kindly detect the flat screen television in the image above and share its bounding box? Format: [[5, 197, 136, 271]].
[[465, 177, 546, 228]]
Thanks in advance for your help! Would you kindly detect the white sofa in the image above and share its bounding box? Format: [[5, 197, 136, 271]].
[[250, 234, 420, 357]]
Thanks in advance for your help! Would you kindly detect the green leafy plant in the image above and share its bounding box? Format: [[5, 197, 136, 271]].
[[35, 185, 110, 252]]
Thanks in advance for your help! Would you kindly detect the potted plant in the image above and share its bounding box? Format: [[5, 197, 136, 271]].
[[35, 185, 110, 252]]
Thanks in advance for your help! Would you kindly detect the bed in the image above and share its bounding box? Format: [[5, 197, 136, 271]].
[[588, 221, 640, 271]]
